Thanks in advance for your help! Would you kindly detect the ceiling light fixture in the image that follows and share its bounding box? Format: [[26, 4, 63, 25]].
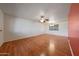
[[40, 16, 56, 26], [40, 16, 49, 23]]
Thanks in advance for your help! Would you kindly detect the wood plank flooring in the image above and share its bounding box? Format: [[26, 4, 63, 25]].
[[0, 34, 72, 56]]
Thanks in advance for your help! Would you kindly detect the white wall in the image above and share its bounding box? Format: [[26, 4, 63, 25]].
[[0, 9, 4, 46], [45, 21, 68, 37], [4, 14, 45, 42], [4, 14, 68, 42]]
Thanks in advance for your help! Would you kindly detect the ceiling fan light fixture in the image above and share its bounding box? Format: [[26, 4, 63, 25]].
[[41, 16, 44, 18], [45, 18, 49, 21], [40, 19, 44, 23], [40, 16, 49, 23]]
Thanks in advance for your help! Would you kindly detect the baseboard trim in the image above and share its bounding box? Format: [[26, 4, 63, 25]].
[[67, 39, 74, 56], [4, 33, 44, 43], [0, 42, 4, 47]]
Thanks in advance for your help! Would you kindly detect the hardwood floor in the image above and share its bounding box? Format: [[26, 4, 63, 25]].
[[0, 34, 72, 56]]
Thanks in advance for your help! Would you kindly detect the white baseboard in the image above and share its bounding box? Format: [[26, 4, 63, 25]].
[[4, 33, 44, 43], [67, 39, 74, 56], [0, 42, 4, 47]]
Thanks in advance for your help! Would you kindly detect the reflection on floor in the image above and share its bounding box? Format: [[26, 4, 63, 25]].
[[0, 34, 72, 56]]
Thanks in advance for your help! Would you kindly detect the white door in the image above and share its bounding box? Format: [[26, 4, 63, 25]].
[[0, 9, 4, 46]]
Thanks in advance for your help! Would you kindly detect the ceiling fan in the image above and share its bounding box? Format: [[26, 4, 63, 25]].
[[40, 16, 49, 23], [39, 15, 56, 26]]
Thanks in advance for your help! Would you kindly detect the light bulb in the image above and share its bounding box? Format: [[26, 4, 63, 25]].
[[40, 19, 44, 22]]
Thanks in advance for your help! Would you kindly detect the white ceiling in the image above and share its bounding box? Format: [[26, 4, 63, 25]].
[[0, 3, 71, 22]]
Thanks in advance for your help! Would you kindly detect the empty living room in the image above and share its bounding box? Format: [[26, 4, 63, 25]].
[[0, 3, 79, 56]]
